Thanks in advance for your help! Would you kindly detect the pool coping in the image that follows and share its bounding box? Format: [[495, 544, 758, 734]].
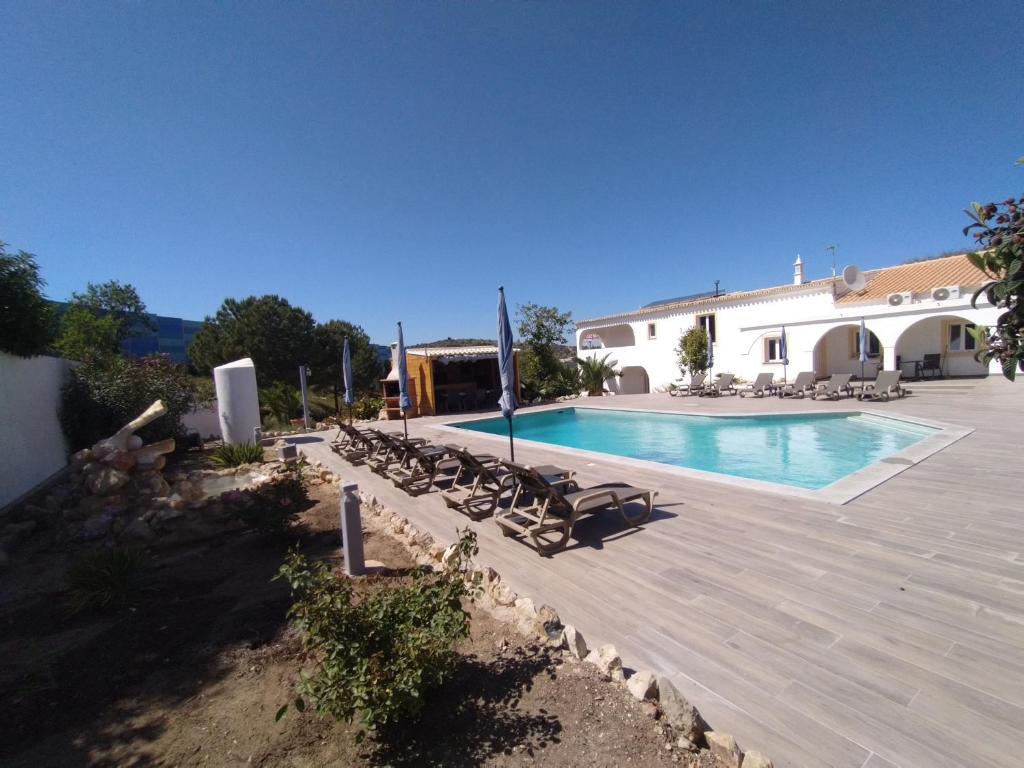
[[435, 403, 974, 505]]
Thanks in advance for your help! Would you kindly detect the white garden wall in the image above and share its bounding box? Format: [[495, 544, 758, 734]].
[[0, 352, 73, 510]]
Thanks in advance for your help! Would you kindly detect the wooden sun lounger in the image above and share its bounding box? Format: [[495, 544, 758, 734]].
[[670, 372, 706, 397], [738, 372, 778, 398], [778, 371, 816, 399], [439, 446, 515, 519], [811, 373, 854, 400], [387, 443, 460, 496], [857, 370, 911, 402], [699, 372, 736, 397]]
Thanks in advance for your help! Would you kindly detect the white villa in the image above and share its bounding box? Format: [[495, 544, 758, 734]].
[[576, 252, 1001, 392]]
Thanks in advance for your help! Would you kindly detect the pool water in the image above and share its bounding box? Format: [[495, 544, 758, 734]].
[[452, 407, 936, 490]]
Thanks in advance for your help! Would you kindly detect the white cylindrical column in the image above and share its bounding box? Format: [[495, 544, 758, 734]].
[[213, 358, 261, 445]]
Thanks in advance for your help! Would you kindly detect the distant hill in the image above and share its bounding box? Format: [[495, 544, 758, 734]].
[[412, 337, 496, 348]]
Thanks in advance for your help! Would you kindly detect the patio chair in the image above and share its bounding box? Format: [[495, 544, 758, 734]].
[[440, 446, 516, 519], [670, 372, 706, 397], [920, 353, 943, 379], [738, 372, 777, 398], [777, 371, 816, 399], [366, 430, 428, 475], [811, 373, 854, 401], [387, 443, 460, 496], [699, 372, 736, 397], [330, 423, 380, 464], [858, 370, 911, 402], [495, 463, 657, 555]]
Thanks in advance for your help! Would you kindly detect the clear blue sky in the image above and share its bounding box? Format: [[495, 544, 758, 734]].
[[2, 1, 1021, 345]]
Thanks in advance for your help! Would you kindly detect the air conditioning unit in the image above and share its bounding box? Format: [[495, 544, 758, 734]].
[[931, 285, 961, 301], [887, 292, 913, 307]]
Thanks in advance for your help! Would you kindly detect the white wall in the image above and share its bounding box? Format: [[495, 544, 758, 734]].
[[183, 404, 223, 440], [0, 352, 73, 509]]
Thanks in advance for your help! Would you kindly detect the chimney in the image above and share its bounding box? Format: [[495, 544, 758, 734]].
[[793, 254, 805, 285]]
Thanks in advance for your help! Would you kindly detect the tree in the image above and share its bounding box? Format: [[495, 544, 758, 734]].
[[54, 280, 151, 360], [577, 353, 621, 396], [517, 302, 574, 397], [964, 189, 1024, 380], [0, 242, 56, 357], [309, 320, 384, 412], [676, 327, 709, 376], [188, 295, 316, 386]]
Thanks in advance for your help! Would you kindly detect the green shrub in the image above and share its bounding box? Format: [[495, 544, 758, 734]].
[[676, 327, 709, 376], [210, 442, 265, 467], [352, 395, 385, 421], [261, 382, 303, 426], [67, 547, 146, 613], [0, 243, 56, 357], [227, 473, 307, 534], [60, 354, 198, 451], [275, 528, 478, 736]]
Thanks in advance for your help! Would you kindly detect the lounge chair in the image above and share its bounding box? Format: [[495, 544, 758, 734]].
[[495, 463, 656, 555], [777, 372, 816, 399], [330, 423, 380, 464], [440, 446, 516, 519], [366, 430, 428, 475], [670, 372, 706, 397], [738, 372, 777, 398], [811, 373, 853, 401], [699, 372, 735, 397], [858, 370, 910, 401], [387, 443, 460, 496]]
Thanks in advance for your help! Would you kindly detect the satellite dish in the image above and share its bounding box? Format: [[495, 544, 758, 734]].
[[842, 265, 866, 292]]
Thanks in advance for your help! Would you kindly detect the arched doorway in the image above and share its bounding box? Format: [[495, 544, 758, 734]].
[[579, 324, 636, 350], [894, 315, 988, 378], [618, 366, 650, 394], [812, 324, 883, 379]]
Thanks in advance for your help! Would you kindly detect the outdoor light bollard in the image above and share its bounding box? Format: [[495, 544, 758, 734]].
[[340, 481, 365, 577], [252, 426, 262, 444]]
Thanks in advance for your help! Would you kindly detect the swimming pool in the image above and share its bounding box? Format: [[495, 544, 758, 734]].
[[451, 407, 937, 491]]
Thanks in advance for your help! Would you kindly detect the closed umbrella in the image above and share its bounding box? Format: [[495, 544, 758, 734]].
[[497, 286, 518, 461], [780, 325, 789, 384], [707, 337, 714, 377], [342, 337, 354, 425], [396, 321, 411, 439], [859, 317, 869, 384]]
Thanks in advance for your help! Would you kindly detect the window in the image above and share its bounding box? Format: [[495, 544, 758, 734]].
[[697, 314, 716, 343], [853, 331, 881, 358], [764, 336, 783, 362], [948, 322, 977, 352], [647, 322, 657, 340]]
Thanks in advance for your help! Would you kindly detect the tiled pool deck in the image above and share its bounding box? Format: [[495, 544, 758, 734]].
[[298, 378, 1024, 768]]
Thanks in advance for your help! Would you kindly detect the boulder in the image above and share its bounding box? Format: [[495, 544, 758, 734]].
[[428, 542, 445, 561], [626, 670, 659, 701], [102, 450, 137, 473], [87, 467, 131, 496], [440, 543, 460, 568], [491, 582, 517, 606], [562, 624, 589, 660], [534, 604, 562, 640], [585, 644, 624, 682], [742, 751, 774, 768], [658, 678, 707, 744], [121, 517, 157, 543], [706, 732, 743, 768]]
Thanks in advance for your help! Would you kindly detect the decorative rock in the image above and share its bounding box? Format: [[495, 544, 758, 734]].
[[706, 732, 743, 768], [102, 450, 137, 473], [87, 466, 131, 496], [428, 542, 446, 561], [742, 751, 773, 768], [626, 670, 659, 701], [585, 644, 624, 682], [121, 517, 157, 543], [675, 736, 698, 752], [491, 582, 517, 607], [479, 565, 499, 586], [514, 596, 537, 618], [534, 604, 562, 640], [562, 624, 589, 659], [154, 507, 184, 525], [440, 543, 459, 568], [659, 678, 707, 744]]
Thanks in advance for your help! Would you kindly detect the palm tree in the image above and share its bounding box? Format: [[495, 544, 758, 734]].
[[576, 353, 622, 396]]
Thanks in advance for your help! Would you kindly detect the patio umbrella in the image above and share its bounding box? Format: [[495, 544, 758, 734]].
[[707, 337, 714, 378], [780, 325, 789, 384], [497, 286, 518, 461], [858, 317, 869, 383], [396, 321, 411, 439], [342, 336, 354, 425]]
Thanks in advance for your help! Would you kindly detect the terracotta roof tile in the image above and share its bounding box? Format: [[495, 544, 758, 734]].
[[835, 254, 987, 305]]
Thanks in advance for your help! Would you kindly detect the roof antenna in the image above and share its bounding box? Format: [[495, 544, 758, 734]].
[[714, 280, 720, 297]]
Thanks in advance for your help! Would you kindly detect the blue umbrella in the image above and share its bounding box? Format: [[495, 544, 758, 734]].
[[859, 317, 869, 383], [707, 337, 714, 375], [342, 336, 354, 425], [396, 321, 411, 438], [497, 286, 518, 460], [780, 325, 789, 384]]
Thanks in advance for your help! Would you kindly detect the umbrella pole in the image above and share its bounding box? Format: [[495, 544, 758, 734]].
[[348, 404, 352, 426], [507, 414, 515, 462], [402, 412, 408, 440]]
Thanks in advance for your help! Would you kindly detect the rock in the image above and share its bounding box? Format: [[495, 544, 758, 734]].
[[102, 449, 137, 473], [491, 582, 517, 607], [706, 732, 743, 768], [626, 670, 659, 701], [94, 400, 167, 453], [742, 751, 774, 768], [675, 736, 698, 752], [585, 644, 624, 682], [562, 624, 589, 659], [121, 517, 157, 543], [441, 543, 459, 568], [71, 448, 94, 468], [131, 438, 175, 467], [80, 512, 117, 540], [514, 596, 537, 618], [479, 565, 500, 586], [87, 466, 131, 496], [428, 542, 445, 561], [659, 678, 707, 744], [168, 494, 188, 511], [534, 604, 562, 640], [154, 507, 184, 525]]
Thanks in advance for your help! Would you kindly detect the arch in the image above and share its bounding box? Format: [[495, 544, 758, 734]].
[[810, 323, 884, 379], [618, 365, 650, 394], [893, 313, 988, 378], [579, 324, 635, 349]]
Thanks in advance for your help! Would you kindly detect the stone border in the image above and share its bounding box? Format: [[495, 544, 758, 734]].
[[353, 488, 776, 768]]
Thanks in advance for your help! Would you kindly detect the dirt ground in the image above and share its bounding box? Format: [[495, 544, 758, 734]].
[[1, 480, 716, 767]]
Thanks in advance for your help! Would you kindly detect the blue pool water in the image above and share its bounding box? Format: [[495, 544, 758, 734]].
[[452, 408, 936, 490]]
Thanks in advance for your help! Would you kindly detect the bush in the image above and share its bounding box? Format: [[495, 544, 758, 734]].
[[261, 382, 303, 426], [60, 354, 199, 452], [227, 473, 307, 534], [275, 529, 478, 736], [0, 243, 56, 357], [676, 327, 709, 376], [352, 395, 385, 421], [67, 547, 146, 613], [210, 442, 265, 467]]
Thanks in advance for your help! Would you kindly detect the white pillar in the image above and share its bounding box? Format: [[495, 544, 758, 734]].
[[213, 358, 262, 445], [882, 346, 898, 372]]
